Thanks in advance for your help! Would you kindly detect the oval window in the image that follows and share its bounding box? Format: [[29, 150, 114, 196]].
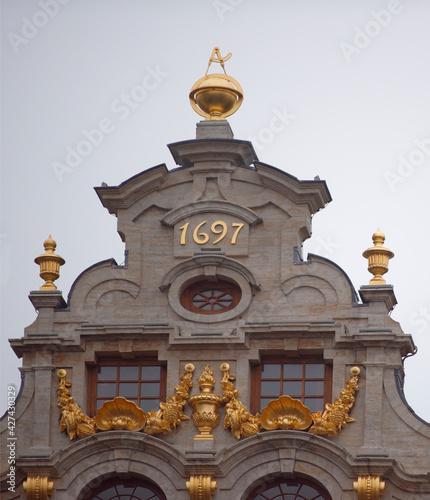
[[180, 280, 241, 315]]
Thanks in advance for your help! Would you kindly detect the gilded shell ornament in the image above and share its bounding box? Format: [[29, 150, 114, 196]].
[[95, 397, 146, 431], [260, 395, 313, 431]]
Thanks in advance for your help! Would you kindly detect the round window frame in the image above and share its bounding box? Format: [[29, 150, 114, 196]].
[[168, 268, 253, 323]]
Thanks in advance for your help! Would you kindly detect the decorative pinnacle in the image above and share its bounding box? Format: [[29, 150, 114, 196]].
[[34, 235, 65, 290], [189, 47, 243, 121], [362, 228, 394, 285]]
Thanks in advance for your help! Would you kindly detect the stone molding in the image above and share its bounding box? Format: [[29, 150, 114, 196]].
[[160, 199, 263, 227], [14, 430, 429, 499]]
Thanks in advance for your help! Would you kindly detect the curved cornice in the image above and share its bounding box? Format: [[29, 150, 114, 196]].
[[160, 200, 263, 226], [255, 162, 332, 215], [160, 253, 260, 292], [95, 164, 168, 215]]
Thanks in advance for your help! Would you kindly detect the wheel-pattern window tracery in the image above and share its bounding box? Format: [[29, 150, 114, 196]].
[[88, 479, 166, 500], [248, 478, 331, 500], [181, 280, 241, 314]]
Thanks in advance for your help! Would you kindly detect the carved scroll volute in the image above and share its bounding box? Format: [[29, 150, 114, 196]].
[[186, 475, 217, 500], [220, 363, 260, 438], [354, 475, 385, 500], [24, 476, 54, 500], [309, 366, 360, 437], [57, 369, 95, 439], [145, 363, 195, 436]]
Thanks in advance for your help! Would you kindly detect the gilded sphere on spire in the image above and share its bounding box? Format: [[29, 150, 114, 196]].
[[190, 74, 243, 120], [189, 47, 243, 120]]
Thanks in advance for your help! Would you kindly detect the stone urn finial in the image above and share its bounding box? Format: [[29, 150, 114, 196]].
[[362, 228, 394, 285], [34, 235, 65, 290]]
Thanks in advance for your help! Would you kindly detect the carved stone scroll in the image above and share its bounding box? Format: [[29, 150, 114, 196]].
[[309, 366, 360, 437], [220, 363, 260, 439], [57, 369, 95, 440], [144, 363, 195, 436]]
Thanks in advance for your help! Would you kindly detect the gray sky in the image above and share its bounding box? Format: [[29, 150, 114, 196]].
[[1, 0, 430, 419]]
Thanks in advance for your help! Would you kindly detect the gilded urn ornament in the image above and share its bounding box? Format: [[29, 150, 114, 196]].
[[362, 228, 394, 285], [189, 365, 222, 440], [34, 235, 65, 290]]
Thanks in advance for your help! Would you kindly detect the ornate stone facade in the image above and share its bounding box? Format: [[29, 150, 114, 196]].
[[1, 56, 430, 499]]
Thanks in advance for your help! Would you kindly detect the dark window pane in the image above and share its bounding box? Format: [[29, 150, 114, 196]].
[[281, 483, 299, 493], [97, 487, 115, 500], [97, 399, 109, 410], [260, 397, 274, 411], [213, 303, 223, 310], [117, 484, 134, 494], [282, 380, 302, 396], [299, 484, 321, 497], [140, 399, 159, 412], [201, 304, 211, 310], [135, 486, 158, 500], [305, 363, 325, 378], [261, 380, 281, 396], [283, 364, 303, 378], [119, 366, 138, 380], [263, 486, 280, 497], [305, 397, 324, 413], [141, 382, 160, 397], [97, 383, 116, 398], [262, 364, 281, 378], [139, 488, 159, 500], [141, 366, 160, 379], [98, 366, 117, 380], [305, 380, 324, 396], [118, 382, 138, 398]]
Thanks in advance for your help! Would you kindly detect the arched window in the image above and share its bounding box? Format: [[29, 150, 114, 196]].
[[248, 477, 331, 500], [87, 478, 166, 500], [180, 280, 241, 314]]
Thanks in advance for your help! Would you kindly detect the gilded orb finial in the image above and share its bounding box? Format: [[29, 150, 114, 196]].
[[362, 228, 394, 285], [34, 235, 65, 290], [189, 47, 243, 120]]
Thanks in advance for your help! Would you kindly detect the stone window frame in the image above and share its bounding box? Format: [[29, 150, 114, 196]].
[[87, 358, 167, 417], [250, 357, 332, 415]]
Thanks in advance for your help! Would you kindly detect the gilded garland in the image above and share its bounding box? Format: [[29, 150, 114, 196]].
[[57, 365, 360, 440]]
